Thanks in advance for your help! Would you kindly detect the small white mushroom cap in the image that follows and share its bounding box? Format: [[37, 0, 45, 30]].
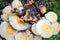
[[52, 22, 60, 35], [36, 19, 53, 38], [2, 6, 12, 14], [12, 0, 23, 9], [45, 12, 58, 23], [32, 23, 39, 35], [0, 21, 17, 40], [1, 6, 12, 21], [15, 30, 34, 40], [9, 14, 29, 31]]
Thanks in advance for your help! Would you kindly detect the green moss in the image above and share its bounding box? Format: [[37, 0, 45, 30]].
[[0, 0, 13, 9]]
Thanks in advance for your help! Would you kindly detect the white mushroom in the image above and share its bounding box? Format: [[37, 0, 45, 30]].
[[9, 14, 29, 30], [45, 12, 58, 23], [1, 6, 12, 21], [15, 30, 33, 40], [32, 23, 39, 35], [36, 19, 53, 38], [12, 0, 23, 9], [52, 22, 60, 35], [0, 21, 17, 40]]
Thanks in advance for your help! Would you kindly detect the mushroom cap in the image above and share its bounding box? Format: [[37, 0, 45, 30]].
[[0, 21, 17, 40], [15, 30, 33, 40], [9, 14, 29, 30], [36, 19, 53, 38], [2, 6, 12, 14], [38, 5, 46, 14], [52, 22, 60, 35], [32, 23, 39, 35], [45, 12, 58, 23], [12, 0, 23, 9], [1, 6, 12, 21]]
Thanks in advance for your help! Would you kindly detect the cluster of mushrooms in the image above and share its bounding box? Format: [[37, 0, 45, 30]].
[[0, 0, 60, 40]]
